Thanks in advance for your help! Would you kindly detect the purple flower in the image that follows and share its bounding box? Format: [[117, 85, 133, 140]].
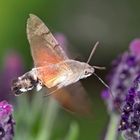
[[0, 100, 15, 140], [0, 51, 23, 101], [54, 33, 70, 57], [102, 39, 140, 114], [55, 33, 68, 49], [118, 74, 140, 140], [130, 39, 140, 57]]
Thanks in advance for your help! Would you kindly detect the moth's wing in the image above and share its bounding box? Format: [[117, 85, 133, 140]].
[[50, 82, 92, 115], [27, 14, 69, 67]]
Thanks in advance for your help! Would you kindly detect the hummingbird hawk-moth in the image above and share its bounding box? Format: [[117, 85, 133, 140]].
[[11, 14, 105, 114]]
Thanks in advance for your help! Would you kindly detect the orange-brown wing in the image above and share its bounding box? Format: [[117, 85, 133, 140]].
[[50, 81, 92, 115], [27, 14, 69, 67], [35, 64, 70, 88]]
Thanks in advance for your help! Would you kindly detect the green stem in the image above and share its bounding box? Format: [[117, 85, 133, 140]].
[[104, 113, 120, 140], [45, 98, 59, 140], [36, 98, 59, 140]]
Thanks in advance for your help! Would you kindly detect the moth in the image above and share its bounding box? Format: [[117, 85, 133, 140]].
[[11, 14, 106, 114]]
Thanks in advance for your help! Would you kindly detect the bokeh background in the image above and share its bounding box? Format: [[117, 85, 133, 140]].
[[0, 1, 140, 140]]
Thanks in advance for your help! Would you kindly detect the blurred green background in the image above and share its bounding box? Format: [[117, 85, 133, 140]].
[[0, 0, 140, 140]]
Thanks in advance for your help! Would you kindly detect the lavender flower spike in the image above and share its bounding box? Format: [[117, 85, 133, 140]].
[[102, 39, 140, 140], [118, 75, 140, 140], [0, 100, 15, 140], [101, 39, 140, 114]]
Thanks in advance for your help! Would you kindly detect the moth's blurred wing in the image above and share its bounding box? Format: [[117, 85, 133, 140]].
[[51, 82, 92, 115], [27, 14, 69, 67]]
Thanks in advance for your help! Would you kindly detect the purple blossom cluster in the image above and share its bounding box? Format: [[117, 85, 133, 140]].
[[0, 100, 15, 140], [102, 39, 140, 113], [101, 39, 140, 139], [118, 75, 140, 139]]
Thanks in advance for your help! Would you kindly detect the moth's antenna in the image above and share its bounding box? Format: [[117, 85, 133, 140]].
[[93, 66, 106, 70], [87, 41, 99, 64], [93, 72, 122, 112], [93, 72, 112, 94]]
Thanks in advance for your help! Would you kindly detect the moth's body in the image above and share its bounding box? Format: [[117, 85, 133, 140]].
[[11, 14, 101, 115], [12, 59, 94, 94], [36, 60, 94, 89]]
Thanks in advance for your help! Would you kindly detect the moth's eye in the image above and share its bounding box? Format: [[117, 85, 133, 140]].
[[84, 71, 89, 75]]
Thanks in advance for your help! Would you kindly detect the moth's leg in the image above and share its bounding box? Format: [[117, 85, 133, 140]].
[[43, 86, 61, 97], [57, 83, 65, 89], [43, 80, 70, 97]]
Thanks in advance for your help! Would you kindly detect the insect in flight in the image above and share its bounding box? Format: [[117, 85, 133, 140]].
[[11, 14, 108, 115]]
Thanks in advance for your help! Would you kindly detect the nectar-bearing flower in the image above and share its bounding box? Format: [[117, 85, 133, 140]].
[[102, 39, 140, 140], [101, 39, 140, 114], [0, 100, 15, 140], [118, 74, 140, 140]]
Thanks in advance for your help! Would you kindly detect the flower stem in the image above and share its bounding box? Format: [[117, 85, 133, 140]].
[[36, 97, 59, 140], [45, 98, 59, 140], [104, 113, 120, 140]]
